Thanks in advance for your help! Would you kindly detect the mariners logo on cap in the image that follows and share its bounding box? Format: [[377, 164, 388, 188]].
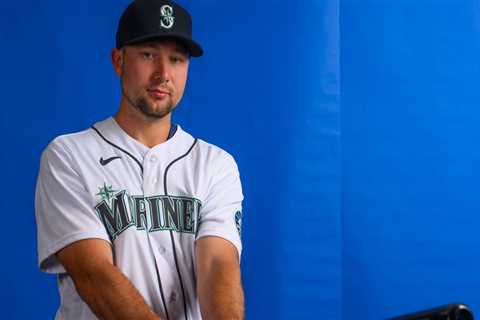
[[160, 5, 175, 29]]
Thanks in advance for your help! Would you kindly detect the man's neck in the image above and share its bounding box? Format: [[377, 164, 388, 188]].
[[114, 104, 173, 149]]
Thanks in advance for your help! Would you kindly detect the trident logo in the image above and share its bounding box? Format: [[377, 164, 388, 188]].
[[160, 5, 175, 29]]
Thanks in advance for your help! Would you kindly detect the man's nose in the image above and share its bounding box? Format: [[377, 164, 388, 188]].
[[152, 57, 171, 83]]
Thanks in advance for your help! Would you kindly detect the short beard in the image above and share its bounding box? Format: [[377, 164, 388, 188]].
[[121, 77, 175, 119]]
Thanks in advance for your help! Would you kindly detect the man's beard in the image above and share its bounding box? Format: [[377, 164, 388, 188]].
[[121, 78, 175, 119]]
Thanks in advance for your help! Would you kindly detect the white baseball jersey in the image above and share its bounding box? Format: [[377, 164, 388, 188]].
[[35, 117, 243, 320]]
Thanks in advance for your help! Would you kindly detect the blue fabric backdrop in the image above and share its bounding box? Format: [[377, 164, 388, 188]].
[[341, 0, 480, 318], [1, 0, 479, 319]]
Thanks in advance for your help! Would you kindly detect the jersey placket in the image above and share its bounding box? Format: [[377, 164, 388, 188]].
[[142, 150, 184, 318]]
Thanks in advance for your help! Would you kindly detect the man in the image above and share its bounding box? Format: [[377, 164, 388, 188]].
[[35, 1, 245, 319]]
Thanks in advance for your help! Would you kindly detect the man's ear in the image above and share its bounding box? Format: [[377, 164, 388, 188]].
[[111, 48, 124, 76]]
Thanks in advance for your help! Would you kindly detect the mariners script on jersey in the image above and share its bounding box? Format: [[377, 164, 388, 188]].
[[35, 117, 244, 319]]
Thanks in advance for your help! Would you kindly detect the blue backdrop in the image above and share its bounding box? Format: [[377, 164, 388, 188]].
[[1, 0, 479, 319]]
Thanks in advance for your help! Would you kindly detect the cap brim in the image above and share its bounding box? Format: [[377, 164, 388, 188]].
[[123, 34, 203, 57]]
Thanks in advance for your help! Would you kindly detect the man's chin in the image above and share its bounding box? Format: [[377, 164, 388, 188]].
[[138, 105, 175, 119]]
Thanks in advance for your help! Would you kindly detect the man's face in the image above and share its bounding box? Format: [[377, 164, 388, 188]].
[[112, 40, 190, 119]]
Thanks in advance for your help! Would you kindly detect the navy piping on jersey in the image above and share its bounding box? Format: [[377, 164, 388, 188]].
[[167, 124, 178, 140], [90, 122, 179, 320], [90, 126, 144, 174], [164, 138, 198, 320], [163, 138, 198, 195], [90, 124, 178, 175]]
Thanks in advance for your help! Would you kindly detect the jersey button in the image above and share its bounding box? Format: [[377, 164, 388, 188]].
[[150, 156, 157, 163], [170, 291, 177, 303]]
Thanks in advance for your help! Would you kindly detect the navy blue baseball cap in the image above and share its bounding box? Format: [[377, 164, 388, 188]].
[[116, 0, 203, 57]]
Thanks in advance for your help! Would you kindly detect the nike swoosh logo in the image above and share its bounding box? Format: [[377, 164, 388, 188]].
[[99, 156, 122, 166]]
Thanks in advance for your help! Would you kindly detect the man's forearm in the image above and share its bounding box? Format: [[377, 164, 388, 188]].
[[73, 261, 161, 320], [198, 260, 244, 320]]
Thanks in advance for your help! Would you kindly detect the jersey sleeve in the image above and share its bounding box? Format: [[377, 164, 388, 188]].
[[35, 139, 111, 274], [196, 152, 244, 259]]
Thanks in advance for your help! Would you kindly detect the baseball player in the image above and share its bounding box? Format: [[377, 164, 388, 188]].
[[34, 1, 244, 319]]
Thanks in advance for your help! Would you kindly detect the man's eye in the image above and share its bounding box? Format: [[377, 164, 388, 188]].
[[142, 52, 154, 59], [171, 56, 185, 64]]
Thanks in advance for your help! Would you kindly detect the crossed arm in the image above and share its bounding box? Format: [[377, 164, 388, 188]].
[[56, 239, 161, 320], [196, 236, 244, 320], [56, 236, 244, 320]]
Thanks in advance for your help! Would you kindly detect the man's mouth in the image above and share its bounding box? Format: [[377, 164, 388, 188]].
[[147, 88, 170, 99]]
